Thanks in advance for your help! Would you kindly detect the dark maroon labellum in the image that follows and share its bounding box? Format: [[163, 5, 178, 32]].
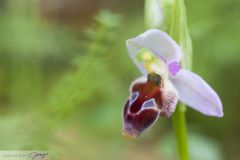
[[122, 72, 164, 138], [123, 100, 159, 138]]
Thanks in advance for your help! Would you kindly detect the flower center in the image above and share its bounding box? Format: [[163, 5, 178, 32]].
[[137, 49, 181, 78]]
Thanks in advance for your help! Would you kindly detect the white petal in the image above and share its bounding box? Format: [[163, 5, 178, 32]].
[[171, 69, 223, 117], [126, 29, 182, 75]]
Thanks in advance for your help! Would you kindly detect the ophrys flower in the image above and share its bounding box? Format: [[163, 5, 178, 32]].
[[122, 29, 223, 138]]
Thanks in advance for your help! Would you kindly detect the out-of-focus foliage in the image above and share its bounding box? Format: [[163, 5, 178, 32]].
[[0, 0, 239, 160], [47, 10, 122, 120], [158, 133, 223, 160]]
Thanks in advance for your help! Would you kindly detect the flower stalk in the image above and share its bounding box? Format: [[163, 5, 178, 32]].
[[172, 104, 189, 160]]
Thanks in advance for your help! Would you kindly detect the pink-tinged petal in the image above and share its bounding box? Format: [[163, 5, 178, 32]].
[[126, 29, 182, 75], [171, 69, 223, 117]]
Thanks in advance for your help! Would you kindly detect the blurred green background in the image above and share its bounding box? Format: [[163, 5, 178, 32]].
[[0, 0, 239, 159]]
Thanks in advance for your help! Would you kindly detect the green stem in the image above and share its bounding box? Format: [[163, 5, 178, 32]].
[[172, 104, 189, 160]]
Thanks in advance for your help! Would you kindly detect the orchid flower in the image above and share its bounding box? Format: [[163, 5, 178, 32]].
[[122, 29, 223, 138]]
